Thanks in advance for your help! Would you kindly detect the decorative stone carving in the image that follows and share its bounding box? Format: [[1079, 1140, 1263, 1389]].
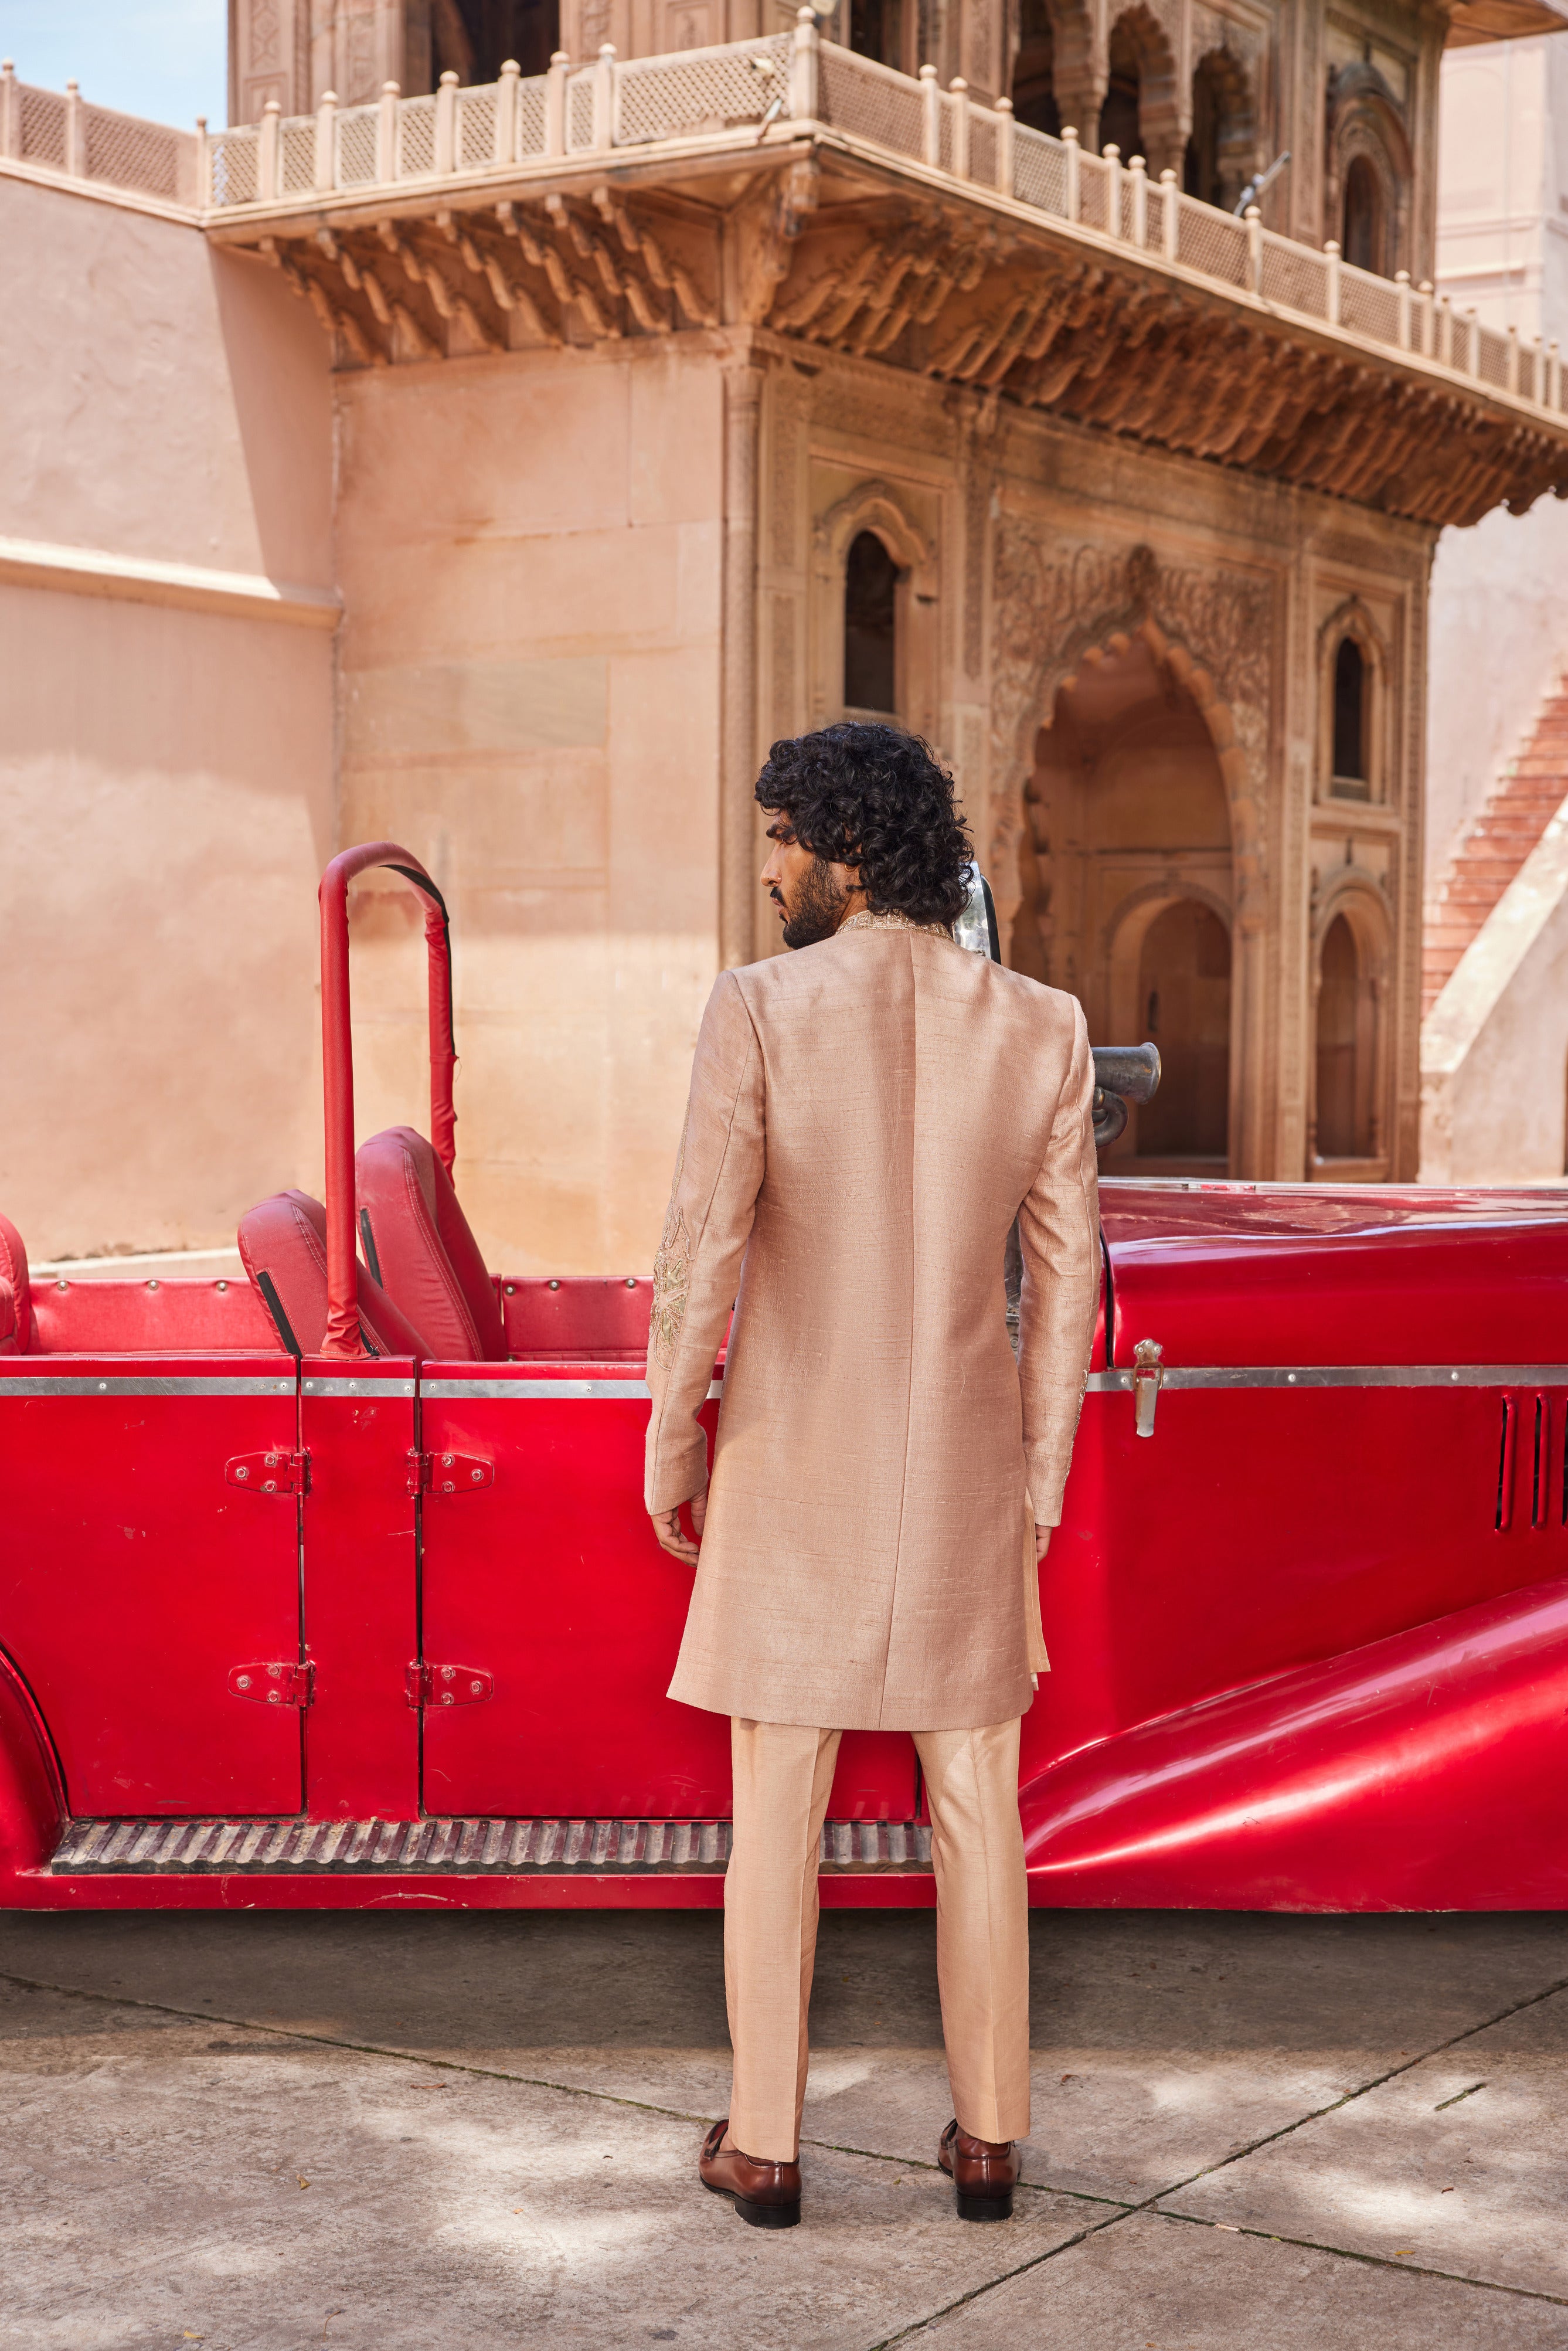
[[251, 0, 283, 70], [988, 523, 1273, 919]]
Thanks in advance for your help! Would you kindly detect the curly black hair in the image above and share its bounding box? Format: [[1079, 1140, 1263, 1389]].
[[754, 723, 973, 928]]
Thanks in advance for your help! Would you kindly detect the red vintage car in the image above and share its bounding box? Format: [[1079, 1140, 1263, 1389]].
[[2, 843, 1566, 1915]]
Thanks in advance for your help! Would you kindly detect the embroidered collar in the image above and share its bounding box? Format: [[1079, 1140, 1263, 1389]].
[[838, 910, 955, 941]]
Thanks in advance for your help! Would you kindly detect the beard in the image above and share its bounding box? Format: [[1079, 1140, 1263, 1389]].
[[777, 857, 852, 950]]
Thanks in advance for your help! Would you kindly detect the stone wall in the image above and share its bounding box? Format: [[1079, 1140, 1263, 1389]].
[[0, 174, 335, 1262], [330, 332, 725, 1275]]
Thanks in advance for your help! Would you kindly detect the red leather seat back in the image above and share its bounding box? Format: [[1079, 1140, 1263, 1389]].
[[238, 1190, 430, 1360], [0, 1212, 31, 1353], [355, 1126, 506, 1363]]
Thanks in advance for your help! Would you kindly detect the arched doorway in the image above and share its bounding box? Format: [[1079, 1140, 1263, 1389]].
[[1013, 0, 1062, 134], [842, 530, 899, 717], [1136, 902, 1231, 1157], [1309, 903, 1387, 1176], [1010, 628, 1234, 1173], [1100, 16, 1142, 154], [1342, 154, 1386, 274], [1315, 916, 1360, 1156], [1183, 49, 1253, 210]]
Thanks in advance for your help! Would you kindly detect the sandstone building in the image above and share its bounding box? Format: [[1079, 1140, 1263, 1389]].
[[2, 0, 1565, 1267]]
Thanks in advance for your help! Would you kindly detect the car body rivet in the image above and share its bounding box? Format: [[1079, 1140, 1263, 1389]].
[[147, 1279, 159, 1290], [505, 1283, 515, 1296], [216, 1280, 228, 1292], [549, 1279, 560, 1290], [56, 1280, 69, 1291], [625, 1278, 636, 1288]]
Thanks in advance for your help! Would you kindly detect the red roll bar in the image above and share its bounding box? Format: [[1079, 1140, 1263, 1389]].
[[319, 842, 456, 1360]]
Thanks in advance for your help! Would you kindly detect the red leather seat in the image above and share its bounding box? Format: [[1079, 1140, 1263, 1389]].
[[0, 1212, 31, 1353], [238, 1190, 430, 1360], [354, 1127, 506, 1363]]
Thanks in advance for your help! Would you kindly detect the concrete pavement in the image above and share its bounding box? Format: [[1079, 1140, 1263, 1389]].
[[1, 1905, 1565, 2347]]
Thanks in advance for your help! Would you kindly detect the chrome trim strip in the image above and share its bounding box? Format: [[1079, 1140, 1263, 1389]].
[[0, 1375, 294, 1397], [421, 1377, 651, 1400], [420, 1377, 724, 1401], [301, 1377, 416, 1398], [1087, 1364, 1568, 1392]]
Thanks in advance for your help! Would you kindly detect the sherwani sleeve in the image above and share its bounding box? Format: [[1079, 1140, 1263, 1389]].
[[1016, 999, 1101, 1528], [644, 971, 766, 1515]]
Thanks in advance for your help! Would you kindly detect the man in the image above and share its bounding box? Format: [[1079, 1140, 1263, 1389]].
[[646, 721, 1100, 2230]]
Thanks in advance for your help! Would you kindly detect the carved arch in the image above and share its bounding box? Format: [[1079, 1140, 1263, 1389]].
[[809, 478, 938, 737], [1044, 0, 1106, 142], [1186, 45, 1255, 210], [1317, 594, 1391, 803], [1308, 868, 1392, 1171], [1104, 3, 1187, 175], [1025, 609, 1262, 909], [1325, 63, 1413, 278]]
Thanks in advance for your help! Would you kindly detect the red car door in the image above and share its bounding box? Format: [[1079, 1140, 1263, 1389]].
[[417, 1347, 917, 1824], [0, 1357, 304, 1818]]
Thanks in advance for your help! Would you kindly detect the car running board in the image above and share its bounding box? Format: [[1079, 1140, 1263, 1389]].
[[50, 1815, 935, 1877]]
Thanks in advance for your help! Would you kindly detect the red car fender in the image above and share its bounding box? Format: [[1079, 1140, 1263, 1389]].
[[1021, 1575, 1568, 1911], [0, 1646, 67, 1876]]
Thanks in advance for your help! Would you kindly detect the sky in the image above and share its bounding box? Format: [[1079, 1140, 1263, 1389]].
[[0, 1, 226, 128]]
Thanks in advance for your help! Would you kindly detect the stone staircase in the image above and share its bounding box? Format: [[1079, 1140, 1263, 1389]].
[[1423, 683, 1568, 1018]]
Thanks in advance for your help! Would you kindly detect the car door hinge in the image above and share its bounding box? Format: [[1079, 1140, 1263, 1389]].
[[229, 1660, 315, 1707], [227, 1449, 309, 1495], [406, 1660, 494, 1709], [405, 1448, 494, 1497]]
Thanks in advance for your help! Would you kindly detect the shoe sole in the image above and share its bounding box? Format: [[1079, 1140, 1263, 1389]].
[[702, 2175, 801, 2229], [955, 2188, 1014, 2221]]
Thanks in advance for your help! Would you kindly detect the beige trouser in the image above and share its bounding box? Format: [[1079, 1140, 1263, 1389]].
[[725, 1715, 1030, 2163]]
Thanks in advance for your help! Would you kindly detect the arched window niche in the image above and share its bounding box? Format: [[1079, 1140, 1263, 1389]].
[[1100, 16, 1142, 157], [845, 0, 911, 74], [811, 482, 937, 739], [1183, 49, 1254, 211], [1309, 896, 1389, 1179], [1325, 63, 1412, 280], [1319, 604, 1385, 804], [1342, 154, 1385, 273], [1013, 0, 1062, 135], [843, 531, 901, 718]]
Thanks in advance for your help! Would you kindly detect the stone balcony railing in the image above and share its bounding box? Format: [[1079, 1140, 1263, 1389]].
[[0, 61, 201, 205], [4, 21, 1564, 424]]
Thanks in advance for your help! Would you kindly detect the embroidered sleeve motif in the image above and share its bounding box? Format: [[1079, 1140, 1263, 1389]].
[[649, 1202, 692, 1374], [648, 1118, 692, 1376]]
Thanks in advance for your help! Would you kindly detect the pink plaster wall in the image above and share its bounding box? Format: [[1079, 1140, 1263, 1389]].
[[0, 176, 335, 1261], [332, 338, 725, 1275]]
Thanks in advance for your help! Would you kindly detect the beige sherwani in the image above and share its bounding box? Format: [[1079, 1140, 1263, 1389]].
[[645, 915, 1101, 1731], [645, 910, 1100, 2162]]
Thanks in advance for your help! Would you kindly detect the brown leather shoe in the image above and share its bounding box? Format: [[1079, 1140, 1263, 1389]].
[[938, 2118, 1021, 2221], [699, 2118, 802, 2229]]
